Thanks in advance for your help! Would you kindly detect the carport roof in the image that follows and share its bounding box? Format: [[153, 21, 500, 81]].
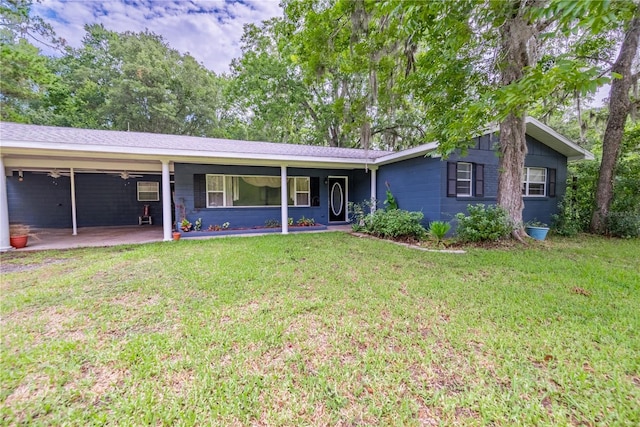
[[0, 122, 392, 161]]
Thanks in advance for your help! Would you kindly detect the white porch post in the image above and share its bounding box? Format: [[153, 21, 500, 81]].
[[0, 156, 13, 251], [70, 167, 78, 235], [370, 167, 377, 213], [281, 165, 288, 234], [161, 160, 172, 241]]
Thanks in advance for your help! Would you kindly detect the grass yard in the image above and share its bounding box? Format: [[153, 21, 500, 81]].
[[1, 232, 639, 426]]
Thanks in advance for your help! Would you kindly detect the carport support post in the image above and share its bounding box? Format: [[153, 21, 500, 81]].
[[370, 167, 377, 213], [70, 167, 78, 235], [0, 156, 13, 251], [281, 165, 288, 234], [162, 160, 172, 241]]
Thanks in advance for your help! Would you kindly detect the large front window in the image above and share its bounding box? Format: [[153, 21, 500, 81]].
[[206, 174, 310, 207], [522, 167, 546, 196]]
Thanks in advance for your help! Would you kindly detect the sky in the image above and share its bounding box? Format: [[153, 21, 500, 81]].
[[32, 0, 283, 74]]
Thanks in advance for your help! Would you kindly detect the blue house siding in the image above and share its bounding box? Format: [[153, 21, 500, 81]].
[[5, 171, 164, 228], [75, 174, 164, 227], [6, 171, 73, 228], [521, 135, 567, 225], [437, 134, 567, 225], [376, 156, 442, 224], [440, 135, 501, 222], [173, 163, 368, 229]]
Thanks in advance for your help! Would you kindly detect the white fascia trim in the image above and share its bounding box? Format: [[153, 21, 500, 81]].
[[0, 140, 376, 168], [374, 142, 439, 166]]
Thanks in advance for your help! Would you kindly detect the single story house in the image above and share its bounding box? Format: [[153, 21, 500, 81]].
[[0, 117, 593, 250]]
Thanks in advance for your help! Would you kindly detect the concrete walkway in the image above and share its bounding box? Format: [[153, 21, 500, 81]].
[[7, 224, 352, 252]]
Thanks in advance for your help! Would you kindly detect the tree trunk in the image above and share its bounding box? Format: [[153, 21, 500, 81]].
[[498, 114, 528, 239], [497, 3, 535, 240], [591, 7, 640, 234]]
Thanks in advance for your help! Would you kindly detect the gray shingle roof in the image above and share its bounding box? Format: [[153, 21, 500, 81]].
[[0, 122, 392, 160]]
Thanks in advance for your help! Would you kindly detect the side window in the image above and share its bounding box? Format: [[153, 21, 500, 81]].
[[456, 162, 473, 197], [522, 167, 547, 197], [137, 182, 159, 201], [448, 162, 482, 197]]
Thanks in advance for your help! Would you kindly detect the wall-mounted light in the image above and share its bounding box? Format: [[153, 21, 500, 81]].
[[324, 178, 328, 185], [18, 169, 23, 182]]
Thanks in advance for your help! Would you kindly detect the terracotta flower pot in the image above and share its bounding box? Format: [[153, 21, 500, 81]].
[[172, 232, 181, 241], [10, 235, 28, 249]]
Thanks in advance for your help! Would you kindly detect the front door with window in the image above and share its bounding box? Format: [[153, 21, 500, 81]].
[[328, 177, 347, 222]]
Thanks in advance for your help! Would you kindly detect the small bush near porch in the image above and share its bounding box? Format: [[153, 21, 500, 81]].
[[1, 234, 638, 425]]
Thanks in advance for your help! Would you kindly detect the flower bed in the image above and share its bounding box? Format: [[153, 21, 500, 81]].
[[180, 224, 327, 238]]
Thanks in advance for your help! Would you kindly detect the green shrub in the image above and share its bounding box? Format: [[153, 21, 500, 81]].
[[606, 212, 640, 238], [368, 209, 426, 240], [348, 199, 376, 231], [455, 204, 513, 242], [551, 199, 582, 237], [428, 221, 451, 246]]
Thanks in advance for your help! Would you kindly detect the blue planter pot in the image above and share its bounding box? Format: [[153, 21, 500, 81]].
[[525, 226, 549, 241]]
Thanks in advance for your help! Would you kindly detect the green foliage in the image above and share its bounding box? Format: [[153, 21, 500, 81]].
[[296, 216, 315, 226], [367, 209, 426, 240], [180, 218, 192, 232], [428, 221, 451, 246], [552, 124, 640, 237], [383, 182, 398, 210], [605, 212, 640, 238], [455, 204, 513, 242], [348, 199, 376, 231], [265, 219, 281, 228], [551, 200, 582, 237]]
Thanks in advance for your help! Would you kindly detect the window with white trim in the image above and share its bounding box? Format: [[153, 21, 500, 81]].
[[456, 162, 473, 197], [137, 182, 159, 201], [293, 177, 310, 206], [522, 167, 547, 196], [205, 174, 310, 207]]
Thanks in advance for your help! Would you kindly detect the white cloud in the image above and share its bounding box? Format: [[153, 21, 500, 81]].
[[32, 0, 282, 74]]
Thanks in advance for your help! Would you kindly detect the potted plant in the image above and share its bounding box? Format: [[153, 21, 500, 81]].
[[172, 231, 181, 240], [525, 220, 550, 241], [180, 218, 192, 232], [9, 224, 34, 249]]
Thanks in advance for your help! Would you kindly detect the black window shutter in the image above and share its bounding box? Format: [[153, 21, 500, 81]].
[[447, 162, 457, 197], [475, 164, 484, 197], [193, 174, 206, 208], [310, 177, 320, 206], [548, 168, 556, 197]]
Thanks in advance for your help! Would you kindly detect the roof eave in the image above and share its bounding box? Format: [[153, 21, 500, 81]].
[[374, 142, 439, 166], [525, 117, 594, 161], [0, 140, 379, 169]]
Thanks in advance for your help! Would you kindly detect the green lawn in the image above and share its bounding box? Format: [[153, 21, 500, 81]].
[[1, 233, 639, 426]]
